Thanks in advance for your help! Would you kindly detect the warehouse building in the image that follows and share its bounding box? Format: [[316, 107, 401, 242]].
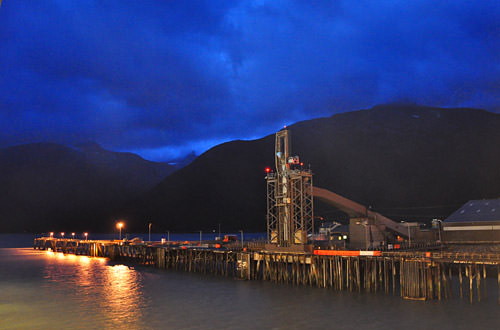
[[443, 199, 500, 243]]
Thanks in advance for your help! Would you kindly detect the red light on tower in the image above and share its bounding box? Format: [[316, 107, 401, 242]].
[[265, 167, 271, 173]]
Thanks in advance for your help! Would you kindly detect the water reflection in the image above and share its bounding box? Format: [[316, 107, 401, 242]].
[[42, 251, 145, 328], [4, 247, 500, 329], [102, 264, 144, 327]]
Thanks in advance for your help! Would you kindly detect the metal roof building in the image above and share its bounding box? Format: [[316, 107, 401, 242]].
[[443, 199, 500, 243]]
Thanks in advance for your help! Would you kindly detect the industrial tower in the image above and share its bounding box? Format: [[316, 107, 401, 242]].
[[266, 129, 314, 246]]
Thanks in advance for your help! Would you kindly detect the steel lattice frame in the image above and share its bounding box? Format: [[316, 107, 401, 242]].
[[266, 129, 314, 247], [266, 174, 278, 243]]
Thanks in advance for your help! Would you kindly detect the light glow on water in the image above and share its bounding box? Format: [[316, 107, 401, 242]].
[[2, 245, 500, 329], [38, 249, 145, 328]]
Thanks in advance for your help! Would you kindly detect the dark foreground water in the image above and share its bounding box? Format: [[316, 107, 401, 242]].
[[1, 235, 500, 329]]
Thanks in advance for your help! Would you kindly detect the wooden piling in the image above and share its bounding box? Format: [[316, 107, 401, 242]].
[[459, 265, 463, 299], [469, 264, 474, 304], [498, 265, 500, 305], [483, 264, 487, 300], [476, 265, 481, 303]]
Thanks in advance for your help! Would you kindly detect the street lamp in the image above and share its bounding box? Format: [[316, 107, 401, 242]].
[[84, 232, 88, 240], [116, 222, 124, 240], [49, 232, 54, 238], [402, 221, 412, 247], [71, 232, 75, 239], [433, 219, 443, 243], [61, 232, 65, 239]]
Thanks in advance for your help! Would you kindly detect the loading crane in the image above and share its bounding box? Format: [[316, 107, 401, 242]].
[[265, 128, 413, 249], [266, 129, 313, 247]]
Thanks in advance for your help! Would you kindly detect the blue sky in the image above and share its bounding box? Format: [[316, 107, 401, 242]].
[[0, 1, 498, 161]]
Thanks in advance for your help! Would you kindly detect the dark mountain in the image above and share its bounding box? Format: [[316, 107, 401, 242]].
[[167, 151, 198, 169], [124, 105, 500, 233], [0, 143, 175, 232]]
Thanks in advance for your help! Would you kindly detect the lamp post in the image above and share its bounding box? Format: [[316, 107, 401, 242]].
[[71, 232, 75, 239], [402, 221, 411, 248], [84, 232, 88, 240], [433, 219, 443, 243], [49, 232, 54, 239], [61, 232, 65, 239], [148, 222, 152, 242], [408, 224, 411, 247], [239, 230, 244, 249], [117, 222, 124, 240]]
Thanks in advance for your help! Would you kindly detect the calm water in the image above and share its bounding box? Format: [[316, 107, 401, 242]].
[[1, 235, 500, 329]]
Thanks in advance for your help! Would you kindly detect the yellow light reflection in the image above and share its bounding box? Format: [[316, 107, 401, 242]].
[[102, 264, 143, 326], [42, 250, 144, 327]]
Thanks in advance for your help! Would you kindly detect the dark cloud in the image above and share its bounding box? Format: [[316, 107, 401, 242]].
[[0, 0, 498, 160]]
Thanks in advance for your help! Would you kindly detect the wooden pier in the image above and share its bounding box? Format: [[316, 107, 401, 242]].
[[34, 238, 500, 304]]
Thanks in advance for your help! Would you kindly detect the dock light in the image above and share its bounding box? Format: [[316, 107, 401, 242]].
[[71, 232, 75, 239], [61, 232, 65, 238], [84, 232, 88, 240], [49, 232, 54, 238], [116, 221, 124, 240]]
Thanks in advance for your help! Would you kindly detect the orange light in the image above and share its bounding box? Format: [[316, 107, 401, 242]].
[[49, 232, 54, 237], [300, 162, 304, 166], [116, 222, 124, 229], [71, 232, 75, 237]]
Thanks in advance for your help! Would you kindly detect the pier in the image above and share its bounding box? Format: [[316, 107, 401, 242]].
[[32, 128, 500, 305], [34, 237, 500, 304]]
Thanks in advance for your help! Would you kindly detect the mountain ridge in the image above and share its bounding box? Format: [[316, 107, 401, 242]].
[[122, 104, 500, 233], [0, 142, 176, 232], [2, 104, 500, 233]]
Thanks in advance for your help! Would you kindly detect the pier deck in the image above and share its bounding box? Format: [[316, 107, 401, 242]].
[[34, 237, 500, 304]]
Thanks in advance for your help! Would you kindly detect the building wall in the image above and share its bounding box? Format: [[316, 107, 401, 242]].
[[349, 218, 385, 249], [442, 221, 500, 242]]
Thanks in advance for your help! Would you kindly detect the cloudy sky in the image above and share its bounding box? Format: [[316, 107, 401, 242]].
[[0, 1, 498, 160]]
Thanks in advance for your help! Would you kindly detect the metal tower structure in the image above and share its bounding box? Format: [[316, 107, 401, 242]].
[[266, 129, 314, 246]]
